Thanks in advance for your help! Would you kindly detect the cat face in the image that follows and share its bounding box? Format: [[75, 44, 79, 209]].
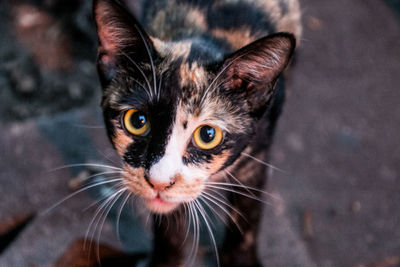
[[94, 0, 295, 214]]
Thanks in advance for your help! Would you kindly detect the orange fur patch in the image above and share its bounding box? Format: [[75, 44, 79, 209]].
[[186, 8, 208, 31], [207, 150, 232, 174], [123, 165, 156, 199], [258, 0, 302, 43], [179, 62, 208, 88], [112, 127, 133, 156], [163, 175, 204, 201], [212, 27, 257, 50]]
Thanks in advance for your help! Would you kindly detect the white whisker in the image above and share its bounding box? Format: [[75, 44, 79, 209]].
[[194, 199, 220, 267], [157, 73, 163, 101], [116, 192, 132, 241], [187, 201, 199, 267], [205, 181, 280, 200], [72, 124, 105, 129], [200, 53, 248, 105], [131, 77, 153, 99], [181, 203, 191, 246], [134, 25, 157, 100], [203, 190, 247, 224], [96, 189, 126, 261], [95, 148, 119, 165], [84, 187, 126, 252], [48, 163, 122, 172], [40, 178, 123, 216], [241, 152, 286, 173], [200, 193, 243, 234], [198, 195, 228, 225], [225, 170, 257, 198], [205, 184, 272, 206], [119, 50, 153, 99], [83, 179, 126, 211]]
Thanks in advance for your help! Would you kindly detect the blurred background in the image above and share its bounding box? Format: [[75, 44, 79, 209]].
[[0, 0, 399, 266]]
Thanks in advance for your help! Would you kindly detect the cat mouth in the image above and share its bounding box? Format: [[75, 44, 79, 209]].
[[144, 195, 179, 214]]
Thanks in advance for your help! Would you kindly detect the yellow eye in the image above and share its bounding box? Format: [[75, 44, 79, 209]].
[[123, 109, 150, 136], [193, 125, 223, 150]]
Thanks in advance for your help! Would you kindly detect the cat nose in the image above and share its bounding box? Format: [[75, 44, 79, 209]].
[[150, 180, 175, 192], [145, 173, 175, 191]]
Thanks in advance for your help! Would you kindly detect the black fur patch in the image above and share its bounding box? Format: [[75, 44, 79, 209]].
[[206, 2, 275, 34]]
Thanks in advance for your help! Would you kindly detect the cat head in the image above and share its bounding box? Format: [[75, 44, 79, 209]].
[[94, 0, 295, 214]]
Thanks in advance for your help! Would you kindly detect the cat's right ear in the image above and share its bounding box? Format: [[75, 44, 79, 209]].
[[93, 0, 153, 87]]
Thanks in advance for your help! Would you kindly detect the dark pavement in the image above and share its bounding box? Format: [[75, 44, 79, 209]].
[[0, 0, 399, 266]]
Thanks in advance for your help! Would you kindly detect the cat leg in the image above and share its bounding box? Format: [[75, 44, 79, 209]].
[[149, 211, 186, 267], [220, 162, 268, 267]]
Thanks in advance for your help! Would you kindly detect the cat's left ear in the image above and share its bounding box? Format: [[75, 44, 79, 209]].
[[219, 33, 296, 116]]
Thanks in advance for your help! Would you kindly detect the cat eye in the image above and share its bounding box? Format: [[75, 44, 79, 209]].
[[123, 109, 150, 136], [192, 125, 223, 150]]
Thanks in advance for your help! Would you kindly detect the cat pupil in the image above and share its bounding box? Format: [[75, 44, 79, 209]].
[[200, 126, 215, 143], [131, 113, 146, 129]]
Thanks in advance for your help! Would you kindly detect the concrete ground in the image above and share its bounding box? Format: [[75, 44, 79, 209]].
[[0, 0, 399, 266]]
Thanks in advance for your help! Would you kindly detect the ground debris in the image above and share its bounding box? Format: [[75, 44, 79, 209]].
[[367, 256, 400, 267], [52, 239, 146, 267], [302, 209, 313, 239], [351, 200, 361, 213], [0, 213, 35, 253]]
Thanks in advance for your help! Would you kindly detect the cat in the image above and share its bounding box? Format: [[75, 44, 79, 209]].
[[93, 0, 301, 266]]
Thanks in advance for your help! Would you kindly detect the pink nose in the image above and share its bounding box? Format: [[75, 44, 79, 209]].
[[148, 178, 175, 192]]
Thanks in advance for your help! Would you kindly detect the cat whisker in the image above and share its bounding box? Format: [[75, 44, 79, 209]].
[[186, 201, 199, 267], [83, 178, 126, 211], [205, 184, 273, 206], [72, 124, 105, 129], [84, 186, 126, 253], [200, 53, 249, 105], [213, 76, 231, 95], [192, 201, 201, 267], [133, 25, 157, 100], [91, 188, 125, 263], [193, 199, 220, 267], [203, 187, 248, 221], [84, 185, 125, 247], [185, 202, 193, 261], [95, 189, 127, 262], [225, 170, 257, 198], [145, 207, 152, 226], [205, 181, 280, 201], [131, 78, 153, 100], [240, 152, 286, 173], [95, 148, 119, 165], [40, 177, 124, 216], [198, 195, 227, 225], [200, 192, 244, 234], [48, 163, 123, 173], [119, 50, 154, 99], [181, 203, 191, 246], [198, 194, 240, 235], [116, 192, 132, 241], [204, 189, 248, 223], [157, 73, 163, 101]]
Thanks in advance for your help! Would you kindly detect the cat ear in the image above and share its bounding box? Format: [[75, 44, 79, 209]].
[[219, 33, 296, 115], [93, 0, 155, 86]]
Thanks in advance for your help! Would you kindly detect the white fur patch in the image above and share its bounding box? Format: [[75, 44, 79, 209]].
[[148, 104, 209, 183]]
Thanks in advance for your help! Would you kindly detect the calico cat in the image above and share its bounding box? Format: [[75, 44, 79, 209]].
[[93, 0, 301, 266]]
